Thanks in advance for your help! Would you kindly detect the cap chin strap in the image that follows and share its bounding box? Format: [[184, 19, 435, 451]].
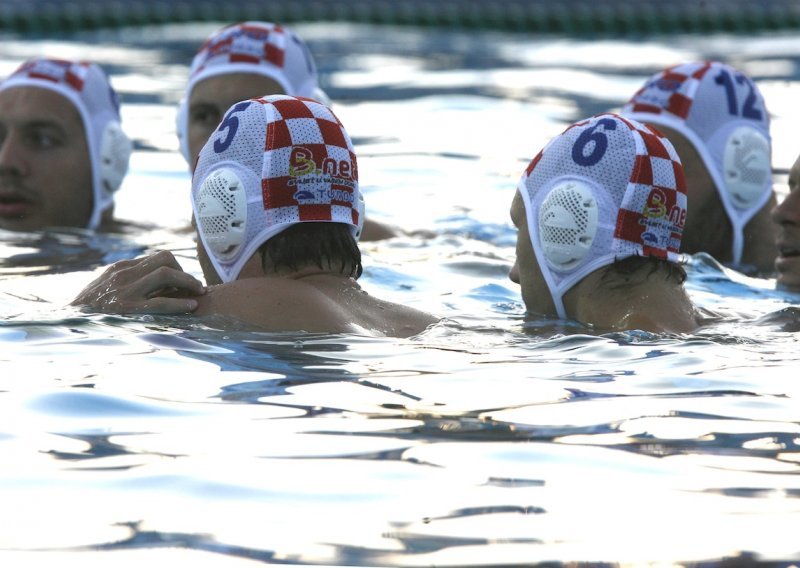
[[196, 168, 248, 262], [538, 179, 599, 319]]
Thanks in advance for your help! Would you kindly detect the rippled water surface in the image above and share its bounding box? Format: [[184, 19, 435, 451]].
[[1, 22, 799, 566]]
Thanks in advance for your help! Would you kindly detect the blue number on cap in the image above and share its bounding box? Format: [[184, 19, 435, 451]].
[[737, 73, 763, 121], [714, 69, 763, 121], [214, 101, 252, 153], [572, 118, 618, 167]]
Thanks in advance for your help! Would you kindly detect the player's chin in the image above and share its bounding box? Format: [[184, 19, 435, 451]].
[[775, 255, 800, 290]]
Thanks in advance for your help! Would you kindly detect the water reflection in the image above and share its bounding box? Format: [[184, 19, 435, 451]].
[[0, 21, 799, 566]]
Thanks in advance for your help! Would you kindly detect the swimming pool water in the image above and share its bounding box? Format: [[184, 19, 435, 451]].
[[0, 22, 799, 566]]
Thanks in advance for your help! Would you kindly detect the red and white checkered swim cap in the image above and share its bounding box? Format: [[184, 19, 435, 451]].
[[0, 58, 131, 230], [518, 113, 687, 319], [177, 21, 327, 164], [192, 95, 363, 283], [621, 61, 772, 265]]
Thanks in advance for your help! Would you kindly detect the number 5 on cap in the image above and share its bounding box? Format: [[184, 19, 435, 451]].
[[214, 101, 252, 153]]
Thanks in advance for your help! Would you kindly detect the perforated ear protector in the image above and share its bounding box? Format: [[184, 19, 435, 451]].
[[539, 180, 599, 271], [195, 168, 249, 262], [722, 125, 770, 210], [99, 121, 132, 197], [353, 190, 366, 241]]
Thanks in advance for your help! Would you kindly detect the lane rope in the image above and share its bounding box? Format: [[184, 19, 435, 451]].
[[2, 0, 800, 35]]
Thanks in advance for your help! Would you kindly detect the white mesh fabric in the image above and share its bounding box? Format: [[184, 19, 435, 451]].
[[517, 113, 687, 319], [196, 169, 248, 261], [0, 58, 131, 229], [177, 21, 327, 164], [539, 180, 599, 271], [622, 61, 772, 264], [723, 126, 770, 209], [192, 95, 362, 284]]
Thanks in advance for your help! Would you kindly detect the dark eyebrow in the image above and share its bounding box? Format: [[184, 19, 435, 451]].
[[24, 120, 66, 130], [5, 119, 70, 137], [0, 117, 62, 130]]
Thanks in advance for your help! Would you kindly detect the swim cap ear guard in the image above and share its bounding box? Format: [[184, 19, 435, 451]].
[[99, 121, 133, 198], [353, 190, 365, 241], [722, 125, 770, 210], [195, 168, 249, 262], [539, 180, 599, 271], [526, 175, 612, 318]]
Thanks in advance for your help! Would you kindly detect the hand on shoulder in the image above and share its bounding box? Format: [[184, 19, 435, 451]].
[[71, 250, 205, 314]]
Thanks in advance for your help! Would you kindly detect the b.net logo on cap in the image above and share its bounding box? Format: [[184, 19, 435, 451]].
[[289, 146, 355, 198], [260, 97, 359, 224], [196, 23, 286, 73], [615, 124, 687, 258], [14, 59, 89, 93]]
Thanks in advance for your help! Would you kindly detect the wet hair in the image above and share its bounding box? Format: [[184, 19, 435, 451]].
[[599, 256, 686, 290], [259, 222, 363, 278]]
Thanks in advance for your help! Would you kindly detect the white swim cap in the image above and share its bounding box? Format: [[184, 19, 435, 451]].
[[0, 58, 132, 230], [518, 113, 687, 319], [621, 61, 772, 265], [192, 95, 364, 283], [177, 21, 328, 164]]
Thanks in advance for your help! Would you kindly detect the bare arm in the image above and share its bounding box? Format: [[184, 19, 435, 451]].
[[71, 250, 205, 314]]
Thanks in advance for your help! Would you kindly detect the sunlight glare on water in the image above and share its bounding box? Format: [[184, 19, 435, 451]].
[[0, 20, 799, 567]]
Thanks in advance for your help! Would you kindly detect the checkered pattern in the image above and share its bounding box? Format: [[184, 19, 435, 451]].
[[177, 21, 327, 164], [624, 61, 712, 120], [193, 23, 287, 77], [614, 116, 687, 259], [517, 112, 687, 318], [0, 58, 129, 230], [260, 96, 359, 226], [191, 94, 362, 283], [9, 59, 91, 94]]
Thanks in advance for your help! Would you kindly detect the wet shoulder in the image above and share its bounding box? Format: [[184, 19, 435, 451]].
[[195, 278, 437, 336], [194, 278, 343, 332]]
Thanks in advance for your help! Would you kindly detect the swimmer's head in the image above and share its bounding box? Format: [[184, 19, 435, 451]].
[[515, 113, 687, 319], [622, 61, 772, 264], [0, 58, 131, 230], [177, 21, 328, 167], [191, 94, 364, 284]]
